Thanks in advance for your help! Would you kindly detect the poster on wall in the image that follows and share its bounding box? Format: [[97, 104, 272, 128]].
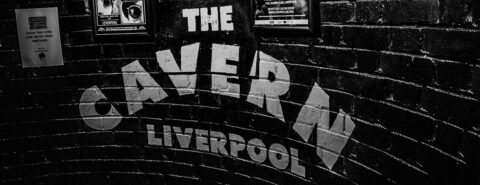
[[251, 0, 319, 34], [15, 7, 64, 68], [93, 0, 151, 37]]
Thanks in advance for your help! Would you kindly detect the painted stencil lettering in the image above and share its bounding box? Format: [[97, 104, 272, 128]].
[[247, 51, 291, 122], [122, 60, 168, 115], [293, 83, 356, 169], [211, 44, 240, 98], [79, 86, 122, 130], [79, 43, 356, 177], [182, 6, 234, 32], [317, 109, 355, 169], [146, 125, 307, 177], [156, 43, 200, 96]]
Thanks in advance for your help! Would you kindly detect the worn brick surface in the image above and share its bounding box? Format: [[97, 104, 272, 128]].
[[1, 0, 480, 185]]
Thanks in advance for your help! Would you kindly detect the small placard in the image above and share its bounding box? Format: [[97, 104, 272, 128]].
[[251, 0, 319, 34], [15, 7, 64, 68], [93, 0, 151, 37]]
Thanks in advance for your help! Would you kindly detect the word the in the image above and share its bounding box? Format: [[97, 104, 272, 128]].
[[183, 6, 234, 32]]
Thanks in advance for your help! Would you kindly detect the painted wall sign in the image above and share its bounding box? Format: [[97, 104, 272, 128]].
[[93, 0, 151, 37], [251, 0, 320, 34], [77, 1, 347, 180], [78, 43, 356, 176], [15, 7, 63, 68]]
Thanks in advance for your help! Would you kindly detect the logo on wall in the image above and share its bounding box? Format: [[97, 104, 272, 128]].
[[79, 2, 352, 179], [78, 44, 356, 177], [93, 0, 151, 37]]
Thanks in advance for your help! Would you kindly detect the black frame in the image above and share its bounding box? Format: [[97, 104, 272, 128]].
[[250, 0, 320, 35], [92, 0, 153, 40]]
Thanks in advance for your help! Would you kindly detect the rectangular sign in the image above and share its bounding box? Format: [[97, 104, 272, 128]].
[[251, 0, 319, 34], [15, 7, 64, 68], [93, 0, 149, 36], [254, 0, 309, 26]]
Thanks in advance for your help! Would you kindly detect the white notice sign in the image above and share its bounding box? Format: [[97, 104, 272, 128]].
[[15, 7, 63, 68]]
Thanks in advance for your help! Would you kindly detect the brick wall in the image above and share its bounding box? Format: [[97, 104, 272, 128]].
[[1, 0, 479, 185]]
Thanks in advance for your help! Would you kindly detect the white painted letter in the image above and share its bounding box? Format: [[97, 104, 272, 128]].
[[196, 129, 210, 152], [156, 43, 200, 96], [247, 138, 267, 163], [290, 148, 306, 177], [122, 60, 168, 115], [229, 133, 246, 157], [211, 44, 240, 98], [219, 6, 234, 31], [164, 125, 173, 147], [210, 131, 228, 155], [292, 82, 355, 170], [317, 109, 355, 170], [173, 127, 194, 149], [147, 125, 162, 146], [183, 8, 199, 32], [268, 143, 289, 170], [293, 83, 330, 142], [248, 51, 290, 121], [79, 86, 122, 130], [200, 7, 219, 31]]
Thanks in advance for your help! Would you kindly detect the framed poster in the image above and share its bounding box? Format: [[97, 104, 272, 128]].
[[15, 7, 64, 68], [93, 0, 152, 38], [251, 0, 320, 35]]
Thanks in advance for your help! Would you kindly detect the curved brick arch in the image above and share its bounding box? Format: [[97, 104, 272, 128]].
[[1, 0, 480, 185]]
